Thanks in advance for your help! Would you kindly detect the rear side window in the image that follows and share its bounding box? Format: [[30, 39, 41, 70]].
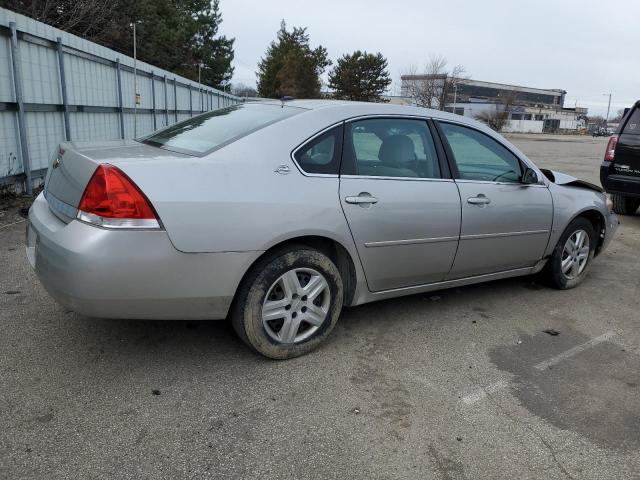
[[622, 108, 640, 135], [343, 118, 441, 179], [294, 125, 343, 175], [141, 103, 302, 155]]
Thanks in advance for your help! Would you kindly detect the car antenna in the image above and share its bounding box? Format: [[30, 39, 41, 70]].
[[280, 96, 294, 108]]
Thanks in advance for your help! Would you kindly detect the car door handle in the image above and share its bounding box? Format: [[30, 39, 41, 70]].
[[467, 195, 491, 205], [345, 193, 378, 205]]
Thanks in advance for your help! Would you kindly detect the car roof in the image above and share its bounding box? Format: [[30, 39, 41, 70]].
[[247, 99, 540, 173], [253, 98, 475, 124]]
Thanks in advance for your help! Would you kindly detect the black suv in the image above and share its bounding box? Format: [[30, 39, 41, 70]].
[[601, 100, 640, 215]]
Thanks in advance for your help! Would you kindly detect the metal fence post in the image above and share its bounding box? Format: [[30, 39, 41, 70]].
[[189, 85, 193, 117], [115, 59, 125, 139], [56, 38, 71, 141], [173, 79, 178, 122], [9, 22, 32, 195], [150, 71, 157, 131], [163, 75, 169, 126]]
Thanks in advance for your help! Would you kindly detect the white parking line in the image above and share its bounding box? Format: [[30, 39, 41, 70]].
[[534, 331, 617, 371], [461, 330, 619, 405], [461, 380, 509, 405]]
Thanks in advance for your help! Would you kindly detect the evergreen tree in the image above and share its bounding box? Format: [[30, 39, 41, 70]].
[[257, 21, 330, 98], [328, 51, 391, 102]]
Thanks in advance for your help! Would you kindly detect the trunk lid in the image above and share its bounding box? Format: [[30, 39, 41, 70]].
[[44, 140, 188, 221]]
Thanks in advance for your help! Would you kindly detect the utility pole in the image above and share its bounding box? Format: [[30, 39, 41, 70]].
[[603, 93, 612, 124], [453, 81, 458, 115]]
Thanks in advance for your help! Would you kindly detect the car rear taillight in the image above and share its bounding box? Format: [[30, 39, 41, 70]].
[[604, 135, 619, 162], [77, 164, 161, 229]]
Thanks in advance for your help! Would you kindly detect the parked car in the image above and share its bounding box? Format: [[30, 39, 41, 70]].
[[27, 101, 619, 358], [600, 100, 640, 214]]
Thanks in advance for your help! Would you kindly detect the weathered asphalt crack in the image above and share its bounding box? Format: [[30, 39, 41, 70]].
[[480, 382, 577, 480]]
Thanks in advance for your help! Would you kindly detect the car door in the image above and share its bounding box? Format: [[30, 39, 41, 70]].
[[436, 121, 553, 279], [339, 117, 461, 292]]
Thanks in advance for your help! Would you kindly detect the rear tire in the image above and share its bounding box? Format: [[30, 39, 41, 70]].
[[544, 217, 596, 290], [611, 193, 640, 215], [231, 246, 343, 359]]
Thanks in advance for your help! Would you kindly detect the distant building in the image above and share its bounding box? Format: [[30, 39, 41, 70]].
[[395, 76, 588, 133]]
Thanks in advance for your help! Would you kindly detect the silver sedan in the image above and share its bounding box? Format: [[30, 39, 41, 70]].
[[26, 100, 619, 358]]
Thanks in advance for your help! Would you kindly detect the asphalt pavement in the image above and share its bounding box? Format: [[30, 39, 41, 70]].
[[1, 134, 639, 479]]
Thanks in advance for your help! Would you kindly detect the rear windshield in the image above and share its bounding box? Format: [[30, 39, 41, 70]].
[[141, 103, 303, 155], [622, 108, 640, 135]]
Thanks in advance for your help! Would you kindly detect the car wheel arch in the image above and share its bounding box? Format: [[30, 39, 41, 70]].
[[230, 235, 359, 312], [569, 209, 606, 256]]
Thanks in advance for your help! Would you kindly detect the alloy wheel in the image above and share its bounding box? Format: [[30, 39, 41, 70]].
[[261, 268, 331, 344], [561, 229, 590, 279]]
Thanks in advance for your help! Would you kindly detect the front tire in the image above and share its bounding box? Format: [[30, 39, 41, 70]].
[[611, 193, 640, 215], [544, 217, 596, 289], [231, 246, 344, 359]]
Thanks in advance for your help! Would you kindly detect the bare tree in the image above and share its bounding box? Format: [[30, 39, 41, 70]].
[[587, 115, 607, 128], [231, 83, 258, 98], [2, 0, 117, 40], [401, 55, 467, 110], [474, 91, 517, 131], [609, 108, 626, 124]]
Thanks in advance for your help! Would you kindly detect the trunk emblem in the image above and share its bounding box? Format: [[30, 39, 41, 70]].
[[52, 158, 61, 169], [274, 165, 290, 175]]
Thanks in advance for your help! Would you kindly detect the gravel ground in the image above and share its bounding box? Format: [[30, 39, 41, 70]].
[[1, 134, 639, 480]]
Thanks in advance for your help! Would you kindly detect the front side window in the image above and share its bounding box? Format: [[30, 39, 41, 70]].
[[294, 125, 343, 175], [343, 118, 441, 179], [141, 103, 303, 156], [439, 122, 522, 183]]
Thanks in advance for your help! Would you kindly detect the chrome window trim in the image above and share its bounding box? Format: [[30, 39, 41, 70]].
[[340, 174, 453, 183], [455, 179, 547, 187]]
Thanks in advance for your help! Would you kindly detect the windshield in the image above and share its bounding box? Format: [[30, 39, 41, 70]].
[[141, 103, 303, 155]]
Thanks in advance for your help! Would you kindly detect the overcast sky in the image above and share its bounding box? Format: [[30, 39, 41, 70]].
[[218, 0, 638, 117]]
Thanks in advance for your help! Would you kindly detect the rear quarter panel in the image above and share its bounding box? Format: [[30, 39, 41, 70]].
[[113, 109, 357, 256]]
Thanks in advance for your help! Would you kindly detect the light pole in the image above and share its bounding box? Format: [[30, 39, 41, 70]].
[[603, 93, 612, 124], [198, 63, 204, 113], [131, 22, 138, 138]]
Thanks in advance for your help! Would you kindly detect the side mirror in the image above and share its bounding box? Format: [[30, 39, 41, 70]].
[[522, 168, 540, 185]]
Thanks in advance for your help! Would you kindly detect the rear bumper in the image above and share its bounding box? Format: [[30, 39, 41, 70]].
[[600, 162, 640, 197], [26, 193, 261, 320]]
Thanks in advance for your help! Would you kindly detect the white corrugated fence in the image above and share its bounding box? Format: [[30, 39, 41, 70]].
[[0, 8, 240, 193]]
